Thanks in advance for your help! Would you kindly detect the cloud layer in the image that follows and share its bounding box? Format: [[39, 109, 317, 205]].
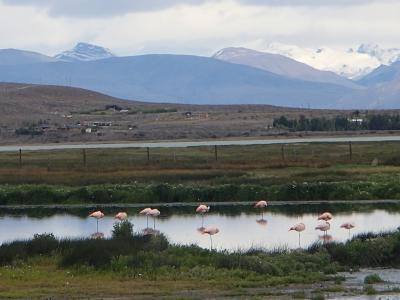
[[0, 0, 399, 57], [1, 0, 395, 17]]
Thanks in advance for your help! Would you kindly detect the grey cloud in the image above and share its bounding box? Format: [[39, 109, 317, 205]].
[[1, 0, 394, 18]]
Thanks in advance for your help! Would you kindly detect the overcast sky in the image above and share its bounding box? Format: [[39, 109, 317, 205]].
[[0, 0, 399, 56]]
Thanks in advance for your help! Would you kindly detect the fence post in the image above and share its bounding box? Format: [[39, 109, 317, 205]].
[[19, 149, 22, 168], [349, 142, 353, 161], [214, 145, 218, 161], [82, 149, 87, 167]]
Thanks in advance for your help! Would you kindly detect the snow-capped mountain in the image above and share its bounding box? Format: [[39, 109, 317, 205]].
[[55, 42, 115, 62], [212, 47, 360, 89], [255, 42, 400, 79], [357, 43, 400, 65]]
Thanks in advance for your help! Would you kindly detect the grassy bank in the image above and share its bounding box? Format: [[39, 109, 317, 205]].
[[1, 180, 400, 205], [1, 225, 400, 298]]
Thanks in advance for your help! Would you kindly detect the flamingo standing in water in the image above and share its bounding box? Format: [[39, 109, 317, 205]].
[[254, 200, 268, 219], [318, 212, 333, 221], [341, 222, 355, 238], [202, 226, 219, 250], [289, 223, 306, 248], [315, 222, 331, 242], [89, 210, 104, 233], [147, 208, 160, 229], [196, 204, 210, 228], [115, 212, 128, 221], [139, 208, 152, 227]]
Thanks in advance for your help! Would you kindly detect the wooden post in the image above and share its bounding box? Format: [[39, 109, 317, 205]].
[[19, 149, 22, 168], [147, 147, 150, 162], [281, 144, 285, 161], [214, 145, 218, 161], [349, 142, 353, 161], [82, 149, 87, 167]]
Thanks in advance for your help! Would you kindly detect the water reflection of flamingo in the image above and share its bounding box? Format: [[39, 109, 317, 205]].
[[115, 212, 128, 221], [256, 219, 268, 226], [289, 223, 306, 248], [196, 204, 210, 228], [315, 222, 331, 242], [341, 222, 355, 238], [254, 200, 268, 219], [202, 226, 219, 250], [91, 232, 104, 239], [142, 228, 160, 235], [147, 209, 160, 229], [89, 210, 104, 233], [139, 208, 152, 227]]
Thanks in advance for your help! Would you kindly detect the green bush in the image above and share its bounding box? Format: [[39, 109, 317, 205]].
[[364, 274, 383, 284], [112, 220, 134, 239]]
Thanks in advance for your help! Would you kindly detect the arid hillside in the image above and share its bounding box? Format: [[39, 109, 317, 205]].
[[0, 83, 395, 145]]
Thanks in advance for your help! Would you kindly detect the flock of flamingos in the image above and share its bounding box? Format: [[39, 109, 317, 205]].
[[88, 200, 356, 249]]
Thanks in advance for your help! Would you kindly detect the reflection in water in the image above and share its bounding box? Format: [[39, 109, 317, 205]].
[[318, 234, 333, 243], [142, 228, 160, 236], [256, 219, 268, 226], [1, 203, 400, 250], [91, 232, 105, 239]]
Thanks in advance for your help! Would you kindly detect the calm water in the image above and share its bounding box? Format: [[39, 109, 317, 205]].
[[0, 202, 399, 250]]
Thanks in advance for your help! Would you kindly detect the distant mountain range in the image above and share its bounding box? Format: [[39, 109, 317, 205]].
[[0, 42, 399, 109]]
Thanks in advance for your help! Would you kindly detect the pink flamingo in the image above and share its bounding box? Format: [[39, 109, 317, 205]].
[[139, 208, 152, 227], [254, 200, 268, 219], [341, 222, 355, 238], [289, 223, 306, 248], [202, 226, 219, 250], [315, 222, 331, 241], [146, 208, 161, 229], [196, 204, 210, 227], [89, 210, 104, 233], [115, 212, 128, 221], [318, 212, 333, 221]]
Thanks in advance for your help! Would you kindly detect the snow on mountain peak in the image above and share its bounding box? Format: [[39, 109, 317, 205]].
[[255, 42, 400, 79], [55, 42, 115, 62]]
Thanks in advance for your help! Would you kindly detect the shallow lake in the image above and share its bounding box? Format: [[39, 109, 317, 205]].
[[0, 202, 399, 251]]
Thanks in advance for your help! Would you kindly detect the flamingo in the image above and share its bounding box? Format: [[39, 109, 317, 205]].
[[289, 223, 306, 248], [341, 222, 355, 238], [89, 210, 104, 233], [196, 204, 210, 227], [202, 226, 219, 250], [254, 200, 268, 219], [315, 222, 331, 241], [146, 208, 160, 229], [318, 212, 333, 221], [115, 212, 128, 221], [139, 208, 152, 227]]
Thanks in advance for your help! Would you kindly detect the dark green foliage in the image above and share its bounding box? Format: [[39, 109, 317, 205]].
[[112, 220, 134, 239], [273, 113, 400, 132], [2, 180, 400, 206]]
